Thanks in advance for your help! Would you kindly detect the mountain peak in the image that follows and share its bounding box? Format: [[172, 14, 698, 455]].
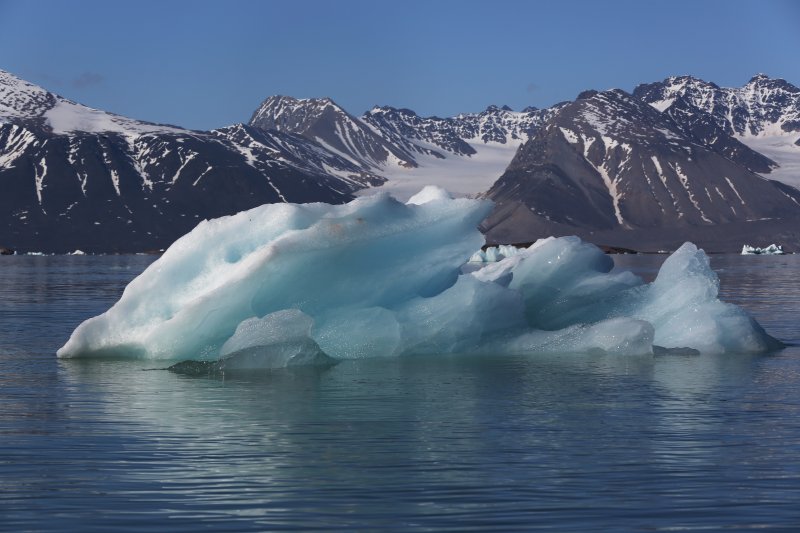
[[483, 104, 514, 113], [0, 68, 186, 135], [366, 105, 418, 118], [259, 94, 340, 111], [749, 73, 770, 83], [576, 89, 599, 100], [249, 94, 352, 135], [744, 73, 799, 94], [250, 93, 420, 169], [0, 69, 54, 122]]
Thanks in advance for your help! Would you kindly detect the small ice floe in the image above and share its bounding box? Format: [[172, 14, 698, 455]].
[[69, 250, 87, 255], [741, 244, 785, 255]]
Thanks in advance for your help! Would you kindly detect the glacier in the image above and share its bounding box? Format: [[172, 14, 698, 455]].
[[57, 187, 781, 366]]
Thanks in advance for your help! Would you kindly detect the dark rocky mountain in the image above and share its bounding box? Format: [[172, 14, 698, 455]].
[[633, 74, 800, 137], [361, 103, 563, 158], [633, 74, 800, 192], [249, 95, 419, 169], [250, 95, 562, 168], [0, 71, 383, 253], [248, 95, 559, 200], [656, 95, 777, 174], [482, 87, 800, 251], [4, 67, 800, 253]]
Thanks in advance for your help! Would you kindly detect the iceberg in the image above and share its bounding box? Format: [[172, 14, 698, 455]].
[[468, 244, 522, 263], [57, 187, 781, 365], [741, 244, 785, 255]]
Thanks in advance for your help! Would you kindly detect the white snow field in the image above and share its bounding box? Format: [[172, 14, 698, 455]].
[[739, 131, 800, 189], [58, 187, 780, 366], [356, 141, 522, 201]]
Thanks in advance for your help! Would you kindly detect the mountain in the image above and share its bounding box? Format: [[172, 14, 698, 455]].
[[250, 95, 564, 199], [482, 86, 800, 251], [634, 74, 800, 188], [5, 68, 800, 253], [0, 70, 383, 253], [361, 103, 560, 155], [249, 95, 419, 170]]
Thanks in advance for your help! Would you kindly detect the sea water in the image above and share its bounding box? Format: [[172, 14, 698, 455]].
[[1, 253, 800, 531]]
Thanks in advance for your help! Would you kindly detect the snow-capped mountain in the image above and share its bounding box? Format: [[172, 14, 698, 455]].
[[5, 67, 800, 253], [249, 95, 419, 169], [250, 96, 562, 199], [634, 74, 800, 188], [0, 70, 383, 252], [362, 104, 565, 199], [482, 88, 800, 248], [634, 74, 800, 137], [0, 69, 186, 137], [362, 104, 559, 155]]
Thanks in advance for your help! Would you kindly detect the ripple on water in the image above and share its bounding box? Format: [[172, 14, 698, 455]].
[[1, 254, 800, 530]]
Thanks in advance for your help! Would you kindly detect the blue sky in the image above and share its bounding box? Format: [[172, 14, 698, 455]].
[[1, 0, 798, 130]]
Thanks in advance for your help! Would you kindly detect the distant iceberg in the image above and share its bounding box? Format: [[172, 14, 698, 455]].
[[57, 187, 781, 366], [741, 244, 785, 255]]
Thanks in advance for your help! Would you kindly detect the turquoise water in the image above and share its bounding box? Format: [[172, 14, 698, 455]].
[[1, 254, 800, 531]]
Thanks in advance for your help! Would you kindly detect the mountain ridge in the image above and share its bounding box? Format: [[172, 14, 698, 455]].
[[3, 68, 800, 252], [482, 78, 800, 251], [0, 70, 384, 252]]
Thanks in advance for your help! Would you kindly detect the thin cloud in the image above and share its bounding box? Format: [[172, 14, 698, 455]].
[[72, 71, 105, 89]]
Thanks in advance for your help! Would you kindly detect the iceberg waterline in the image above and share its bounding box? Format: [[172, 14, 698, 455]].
[[57, 187, 781, 366]]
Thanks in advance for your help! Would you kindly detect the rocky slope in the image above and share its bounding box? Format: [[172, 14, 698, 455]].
[[249, 95, 565, 199], [482, 86, 800, 250], [634, 74, 800, 188], [0, 70, 383, 252], [4, 67, 800, 253]]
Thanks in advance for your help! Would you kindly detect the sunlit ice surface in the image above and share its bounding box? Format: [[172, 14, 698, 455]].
[[57, 186, 780, 366]]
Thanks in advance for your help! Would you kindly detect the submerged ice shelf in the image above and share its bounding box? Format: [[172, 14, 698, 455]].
[[57, 186, 781, 366]]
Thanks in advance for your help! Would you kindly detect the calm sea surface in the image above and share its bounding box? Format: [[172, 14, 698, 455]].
[[1, 253, 800, 531]]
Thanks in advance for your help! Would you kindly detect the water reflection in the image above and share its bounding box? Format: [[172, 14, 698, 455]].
[[48, 346, 798, 529]]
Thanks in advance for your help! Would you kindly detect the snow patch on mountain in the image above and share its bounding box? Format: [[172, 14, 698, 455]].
[[1, 69, 186, 137], [636, 74, 800, 187], [358, 140, 523, 201], [0, 69, 53, 120], [45, 100, 185, 136], [737, 133, 800, 188]]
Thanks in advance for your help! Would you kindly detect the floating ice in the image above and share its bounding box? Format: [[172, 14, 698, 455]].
[[57, 188, 781, 365], [469, 244, 522, 263], [741, 244, 785, 255], [219, 309, 333, 369]]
